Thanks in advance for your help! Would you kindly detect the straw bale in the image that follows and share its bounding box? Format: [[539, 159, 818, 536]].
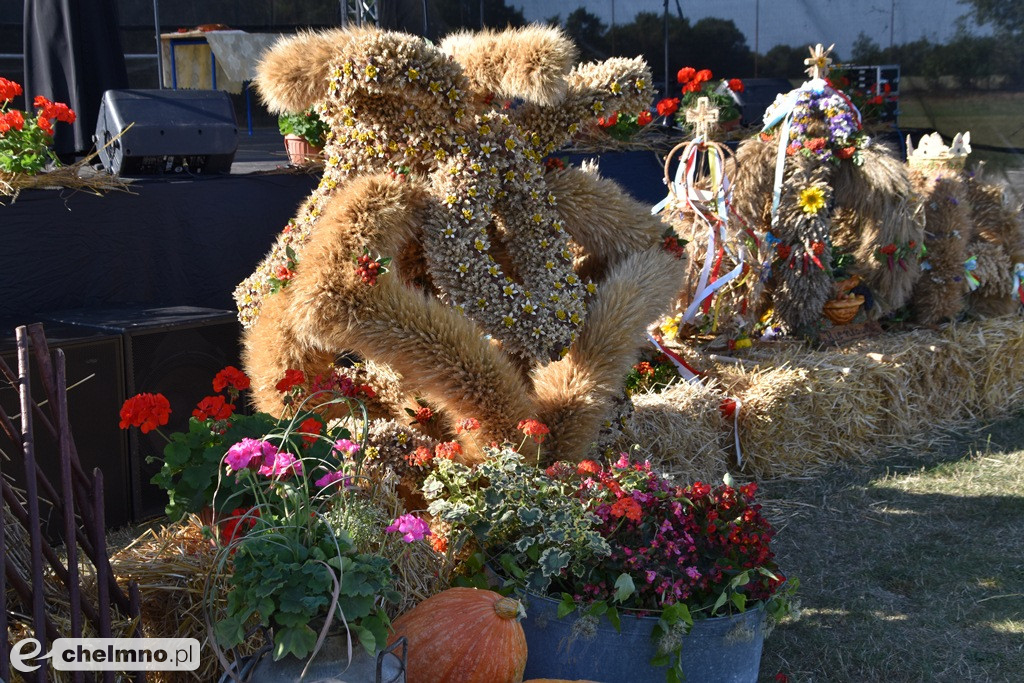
[[611, 380, 730, 485], [694, 316, 1024, 477]]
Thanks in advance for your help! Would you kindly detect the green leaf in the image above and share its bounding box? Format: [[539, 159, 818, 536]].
[[163, 440, 191, 468], [607, 606, 621, 632], [538, 547, 570, 577], [587, 601, 608, 617], [273, 625, 317, 661], [731, 592, 747, 612], [713, 590, 729, 614], [353, 623, 376, 655], [557, 594, 577, 619], [517, 507, 542, 524], [613, 573, 636, 603]]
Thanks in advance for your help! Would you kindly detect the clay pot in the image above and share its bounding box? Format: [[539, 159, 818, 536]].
[[283, 134, 323, 165]]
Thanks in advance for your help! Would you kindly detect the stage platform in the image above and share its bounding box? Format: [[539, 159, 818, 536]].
[[2, 127, 320, 329]]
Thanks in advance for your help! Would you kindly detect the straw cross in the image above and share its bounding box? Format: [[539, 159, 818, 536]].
[[804, 43, 835, 80], [685, 97, 719, 140]]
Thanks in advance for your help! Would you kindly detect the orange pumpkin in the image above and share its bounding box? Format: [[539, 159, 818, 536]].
[[388, 587, 527, 683]]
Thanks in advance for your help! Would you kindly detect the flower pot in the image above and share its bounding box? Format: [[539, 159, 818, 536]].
[[283, 134, 323, 165], [520, 592, 766, 683], [233, 633, 406, 683]]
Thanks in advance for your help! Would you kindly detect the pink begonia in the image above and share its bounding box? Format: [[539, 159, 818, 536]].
[[333, 438, 361, 457], [225, 438, 279, 472], [385, 514, 431, 543], [315, 470, 349, 488], [614, 453, 631, 469], [258, 451, 303, 479]]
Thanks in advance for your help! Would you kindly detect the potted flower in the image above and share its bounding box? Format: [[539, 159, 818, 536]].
[[655, 67, 744, 132], [278, 106, 329, 165], [119, 366, 414, 676], [0, 76, 76, 175], [424, 448, 796, 683]]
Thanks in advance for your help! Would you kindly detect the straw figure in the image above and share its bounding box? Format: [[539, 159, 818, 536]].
[[906, 132, 1024, 322], [729, 44, 923, 331], [234, 26, 685, 463]]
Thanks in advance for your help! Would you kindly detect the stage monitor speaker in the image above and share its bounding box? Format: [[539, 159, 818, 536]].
[[94, 89, 238, 176], [0, 324, 131, 537], [44, 307, 245, 522]]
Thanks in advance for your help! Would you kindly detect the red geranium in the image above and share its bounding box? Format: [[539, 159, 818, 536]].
[[275, 369, 305, 393], [434, 441, 463, 460], [455, 417, 480, 434], [694, 69, 713, 83], [406, 445, 433, 467], [192, 395, 234, 422], [0, 77, 23, 102], [119, 393, 172, 433], [212, 366, 250, 393], [413, 406, 433, 425], [656, 97, 680, 117], [517, 419, 550, 443], [220, 507, 259, 547], [681, 79, 702, 94], [636, 110, 653, 126], [728, 78, 745, 93], [676, 66, 696, 84], [298, 417, 323, 444]]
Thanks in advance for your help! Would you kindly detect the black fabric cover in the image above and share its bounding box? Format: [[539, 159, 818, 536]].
[[23, 0, 130, 156], [1, 172, 317, 329]]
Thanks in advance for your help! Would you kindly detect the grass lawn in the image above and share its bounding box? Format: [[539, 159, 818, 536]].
[[758, 416, 1024, 682]]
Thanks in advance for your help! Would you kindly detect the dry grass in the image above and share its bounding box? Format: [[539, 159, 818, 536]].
[[757, 415, 1024, 682]]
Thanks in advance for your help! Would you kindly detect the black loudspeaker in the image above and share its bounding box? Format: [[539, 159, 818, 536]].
[[0, 324, 131, 535], [94, 89, 238, 175], [44, 307, 244, 521]]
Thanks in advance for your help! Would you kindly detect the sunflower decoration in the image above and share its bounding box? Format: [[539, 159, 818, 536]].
[[797, 186, 826, 215]]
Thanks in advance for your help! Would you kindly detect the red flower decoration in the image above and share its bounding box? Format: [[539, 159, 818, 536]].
[[430, 534, 449, 554], [637, 110, 653, 126], [656, 98, 680, 117], [662, 235, 686, 259], [776, 244, 792, 260], [517, 419, 550, 443], [728, 78, 745, 93], [719, 398, 738, 419], [597, 111, 618, 128], [212, 366, 250, 393], [193, 395, 234, 421], [694, 69, 713, 83], [577, 460, 601, 475], [633, 361, 655, 376], [836, 146, 857, 159], [413, 406, 433, 425], [455, 417, 480, 434], [275, 369, 305, 393], [676, 66, 696, 84], [879, 243, 898, 256], [119, 393, 172, 434]]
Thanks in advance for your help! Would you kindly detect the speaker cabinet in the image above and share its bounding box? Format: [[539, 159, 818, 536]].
[[0, 325, 131, 535], [94, 88, 238, 175], [44, 307, 244, 521]]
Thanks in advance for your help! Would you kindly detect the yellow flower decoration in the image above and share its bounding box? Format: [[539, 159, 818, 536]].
[[798, 186, 827, 215]]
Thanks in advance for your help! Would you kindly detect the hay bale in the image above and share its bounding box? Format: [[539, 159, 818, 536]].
[[614, 380, 730, 484]]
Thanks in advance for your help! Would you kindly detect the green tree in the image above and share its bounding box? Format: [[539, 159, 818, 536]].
[[433, 0, 525, 32], [682, 17, 753, 77], [562, 7, 609, 62], [959, 0, 1024, 38]]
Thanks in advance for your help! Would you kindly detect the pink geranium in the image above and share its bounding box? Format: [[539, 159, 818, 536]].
[[258, 451, 303, 479], [385, 514, 431, 543], [333, 438, 361, 457], [225, 438, 279, 472], [315, 470, 349, 488]]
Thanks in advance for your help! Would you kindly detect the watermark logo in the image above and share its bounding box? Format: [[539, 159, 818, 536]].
[[11, 638, 200, 672]]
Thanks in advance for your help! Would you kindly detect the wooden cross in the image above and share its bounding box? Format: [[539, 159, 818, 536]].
[[804, 43, 835, 80], [685, 97, 719, 140]]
